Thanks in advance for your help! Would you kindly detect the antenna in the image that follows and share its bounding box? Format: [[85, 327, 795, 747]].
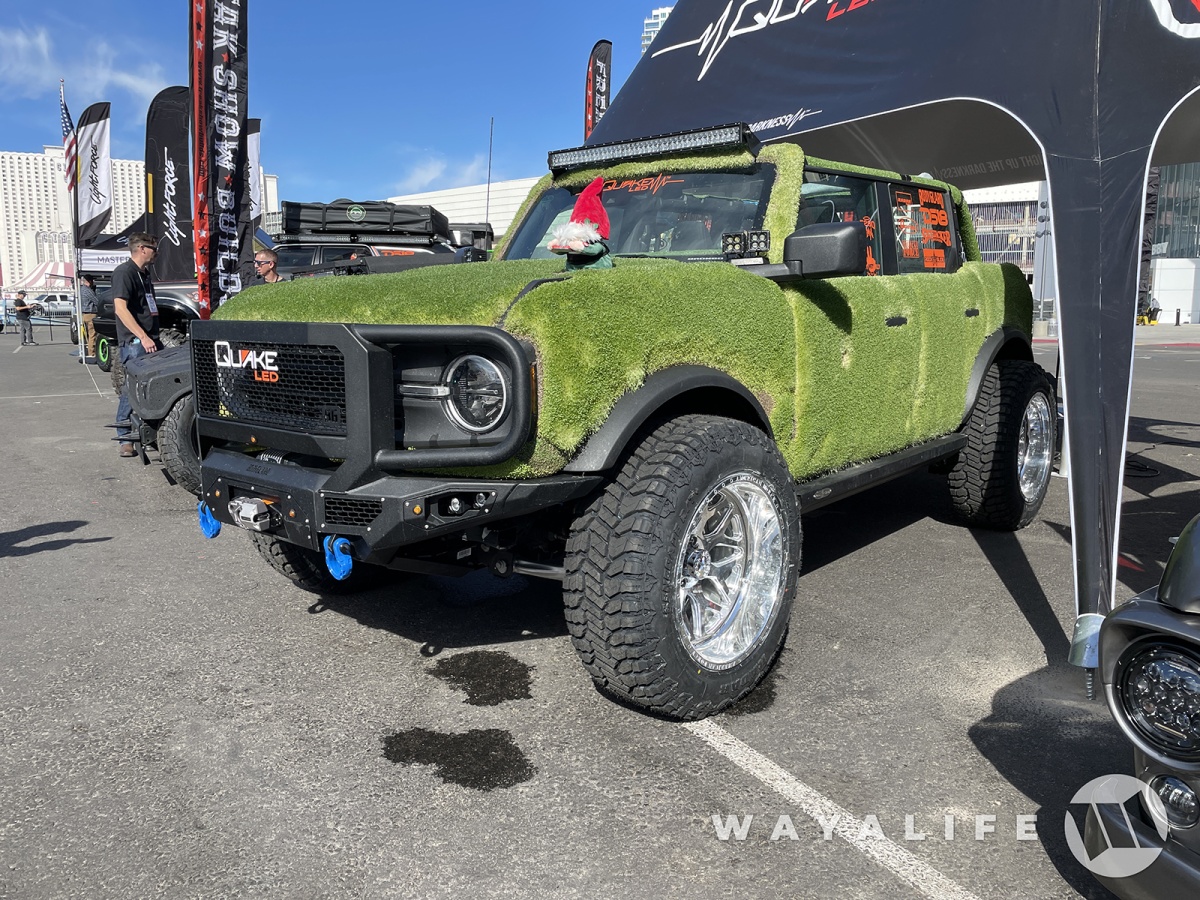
[[485, 117, 494, 226]]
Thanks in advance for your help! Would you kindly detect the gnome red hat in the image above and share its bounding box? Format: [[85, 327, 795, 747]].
[[570, 176, 609, 239]]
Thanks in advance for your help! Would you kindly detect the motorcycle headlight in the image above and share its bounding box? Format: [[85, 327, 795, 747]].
[[1116, 640, 1200, 763], [442, 354, 508, 433]]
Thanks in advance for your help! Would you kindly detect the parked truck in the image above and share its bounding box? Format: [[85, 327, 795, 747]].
[[190, 124, 1053, 719]]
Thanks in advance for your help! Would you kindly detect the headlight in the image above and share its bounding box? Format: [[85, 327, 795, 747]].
[[443, 354, 508, 433], [1149, 775, 1200, 829], [1116, 640, 1200, 763]]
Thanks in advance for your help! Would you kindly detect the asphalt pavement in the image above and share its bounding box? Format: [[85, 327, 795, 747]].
[[2, 325, 1199, 899]]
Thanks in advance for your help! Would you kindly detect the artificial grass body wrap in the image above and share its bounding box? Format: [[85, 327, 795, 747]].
[[215, 144, 1031, 481]]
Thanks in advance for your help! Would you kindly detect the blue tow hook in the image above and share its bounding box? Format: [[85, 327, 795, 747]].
[[324, 536, 354, 580], [198, 500, 222, 538]]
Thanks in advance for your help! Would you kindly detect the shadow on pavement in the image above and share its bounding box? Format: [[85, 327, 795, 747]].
[[970, 663, 1126, 899], [305, 567, 568, 656], [0, 520, 111, 557]]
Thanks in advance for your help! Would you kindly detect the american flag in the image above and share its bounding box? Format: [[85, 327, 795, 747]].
[[59, 80, 77, 192]]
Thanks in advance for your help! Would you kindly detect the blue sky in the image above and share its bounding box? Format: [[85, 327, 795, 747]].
[[0, 0, 662, 202]]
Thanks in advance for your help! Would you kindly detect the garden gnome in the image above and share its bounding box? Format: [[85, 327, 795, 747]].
[[547, 176, 613, 270]]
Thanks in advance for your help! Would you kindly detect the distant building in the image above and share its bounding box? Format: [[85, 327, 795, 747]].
[[387, 178, 543, 239], [642, 6, 674, 55], [0, 146, 142, 287], [0, 145, 279, 288]]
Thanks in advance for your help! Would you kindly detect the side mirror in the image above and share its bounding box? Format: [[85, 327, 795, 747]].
[[783, 221, 867, 279], [455, 247, 489, 263]]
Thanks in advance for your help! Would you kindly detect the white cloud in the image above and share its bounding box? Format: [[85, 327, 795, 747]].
[[0, 25, 166, 106], [392, 154, 493, 195]]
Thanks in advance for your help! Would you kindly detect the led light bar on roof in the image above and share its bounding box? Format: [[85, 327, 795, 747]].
[[548, 124, 758, 174]]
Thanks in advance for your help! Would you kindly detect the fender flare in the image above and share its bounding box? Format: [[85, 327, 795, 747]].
[[962, 325, 1034, 425], [564, 365, 773, 473]]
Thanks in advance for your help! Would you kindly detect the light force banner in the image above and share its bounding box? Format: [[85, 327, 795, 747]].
[[75, 102, 112, 247], [190, 0, 251, 317], [145, 86, 195, 284], [585, 40, 612, 141]]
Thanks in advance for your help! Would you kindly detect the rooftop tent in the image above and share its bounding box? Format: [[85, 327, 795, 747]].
[[588, 0, 1200, 669]]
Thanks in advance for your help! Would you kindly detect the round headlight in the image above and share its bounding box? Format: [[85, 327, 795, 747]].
[[1116, 640, 1200, 763], [442, 355, 508, 433]]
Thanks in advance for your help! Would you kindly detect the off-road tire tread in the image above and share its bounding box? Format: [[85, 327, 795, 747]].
[[948, 359, 1054, 530], [249, 532, 383, 595], [159, 395, 201, 496], [111, 353, 125, 395], [564, 414, 795, 720]]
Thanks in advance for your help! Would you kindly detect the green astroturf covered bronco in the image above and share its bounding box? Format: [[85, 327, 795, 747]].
[[194, 124, 1055, 719]]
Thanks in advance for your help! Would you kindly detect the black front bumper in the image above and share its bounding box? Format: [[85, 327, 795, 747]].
[[1084, 799, 1200, 899], [200, 447, 601, 564]]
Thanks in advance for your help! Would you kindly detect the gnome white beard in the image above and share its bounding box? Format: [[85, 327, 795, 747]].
[[548, 220, 602, 252]]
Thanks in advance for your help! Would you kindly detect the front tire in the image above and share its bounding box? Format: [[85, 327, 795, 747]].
[[564, 415, 800, 720], [96, 336, 112, 371], [250, 532, 389, 594], [158, 395, 201, 496], [111, 353, 125, 395], [949, 359, 1055, 530]]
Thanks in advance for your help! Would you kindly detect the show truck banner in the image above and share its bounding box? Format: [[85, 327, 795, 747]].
[[145, 86, 195, 283], [588, 0, 1200, 651], [584, 40, 612, 140], [74, 102, 112, 247], [190, 0, 251, 317]]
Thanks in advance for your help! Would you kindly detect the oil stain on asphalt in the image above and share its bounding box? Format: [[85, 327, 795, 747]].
[[382, 727, 536, 791], [428, 649, 533, 706]]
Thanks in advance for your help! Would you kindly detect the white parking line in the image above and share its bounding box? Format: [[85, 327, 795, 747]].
[[684, 719, 983, 900], [0, 392, 108, 400]]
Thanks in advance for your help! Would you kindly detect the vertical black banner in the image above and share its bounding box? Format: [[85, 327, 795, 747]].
[[190, 0, 251, 317], [584, 40, 612, 141], [145, 86, 195, 284]]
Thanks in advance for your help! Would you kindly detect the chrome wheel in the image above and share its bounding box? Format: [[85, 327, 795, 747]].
[[1018, 392, 1053, 502], [675, 472, 786, 671]]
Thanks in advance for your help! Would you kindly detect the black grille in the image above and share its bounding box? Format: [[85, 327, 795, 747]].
[[193, 340, 347, 435], [323, 496, 383, 527]]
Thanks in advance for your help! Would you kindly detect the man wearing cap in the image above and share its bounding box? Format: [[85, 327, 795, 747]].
[[12, 291, 36, 345]]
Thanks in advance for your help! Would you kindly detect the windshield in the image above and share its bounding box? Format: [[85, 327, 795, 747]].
[[504, 167, 775, 260]]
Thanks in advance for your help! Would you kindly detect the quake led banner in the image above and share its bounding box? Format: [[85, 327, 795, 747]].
[[190, 0, 251, 317], [145, 86, 195, 284]]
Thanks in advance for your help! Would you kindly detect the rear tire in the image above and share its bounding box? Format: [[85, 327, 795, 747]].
[[564, 414, 799, 720], [158, 395, 201, 496], [949, 359, 1055, 530], [159, 327, 187, 348]]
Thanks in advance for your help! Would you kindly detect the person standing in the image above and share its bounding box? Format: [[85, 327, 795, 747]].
[[79, 273, 101, 359], [253, 248, 291, 283], [111, 233, 161, 458], [13, 290, 36, 345]]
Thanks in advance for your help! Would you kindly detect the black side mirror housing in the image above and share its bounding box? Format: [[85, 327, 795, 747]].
[[782, 222, 867, 279]]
